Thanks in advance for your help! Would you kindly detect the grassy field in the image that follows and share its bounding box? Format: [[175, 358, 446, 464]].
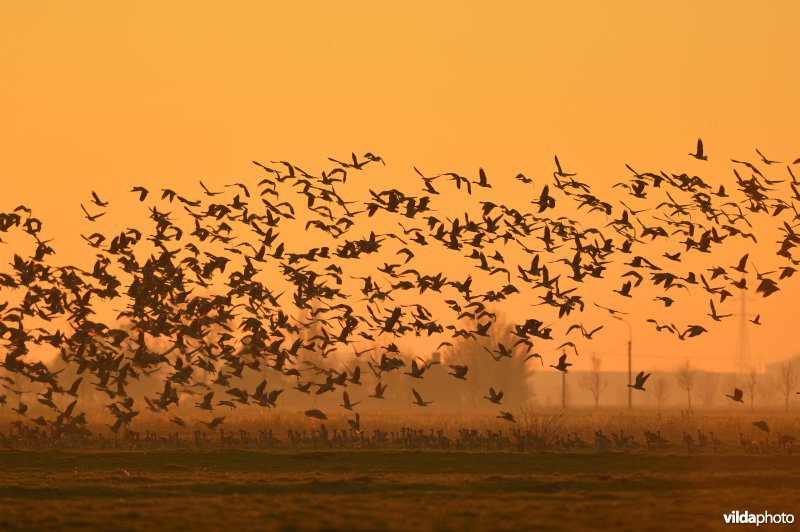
[[0, 450, 797, 531]]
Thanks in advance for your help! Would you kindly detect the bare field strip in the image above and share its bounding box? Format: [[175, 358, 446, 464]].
[[0, 451, 797, 531]]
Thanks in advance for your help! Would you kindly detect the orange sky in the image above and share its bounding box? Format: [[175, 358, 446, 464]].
[[1, 1, 799, 373]]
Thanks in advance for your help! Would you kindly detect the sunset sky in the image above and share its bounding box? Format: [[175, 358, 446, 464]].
[[1, 1, 799, 373]]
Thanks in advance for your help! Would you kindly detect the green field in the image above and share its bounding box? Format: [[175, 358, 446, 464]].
[[0, 450, 797, 530]]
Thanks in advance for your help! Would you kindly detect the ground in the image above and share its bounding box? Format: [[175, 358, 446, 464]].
[[0, 450, 797, 531]]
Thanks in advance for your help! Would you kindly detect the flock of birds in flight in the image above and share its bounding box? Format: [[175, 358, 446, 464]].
[[1, 140, 800, 435]]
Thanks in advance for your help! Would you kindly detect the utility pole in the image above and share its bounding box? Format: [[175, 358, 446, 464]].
[[735, 288, 754, 375], [561, 348, 567, 410], [614, 316, 633, 410]]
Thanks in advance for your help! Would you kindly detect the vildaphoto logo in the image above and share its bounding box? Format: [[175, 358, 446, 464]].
[[724, 511, 795, 526]]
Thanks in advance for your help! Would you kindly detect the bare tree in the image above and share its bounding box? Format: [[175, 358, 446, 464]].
[[758, 375, 779, 408], [652, 376, 670, 413], [449, 314, 536, 409], [697, 372, 719, 408], [743, 368, 758, 412], [579, 354, 606, 409], [777, 362, 799, 412], [676, 359, 698, 412]]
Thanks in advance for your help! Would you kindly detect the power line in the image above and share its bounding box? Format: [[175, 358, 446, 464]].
[[597, 351, 790, 361]]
